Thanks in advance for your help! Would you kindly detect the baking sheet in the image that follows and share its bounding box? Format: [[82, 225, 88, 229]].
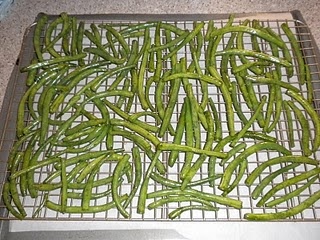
[[1, 11, 320, 223]]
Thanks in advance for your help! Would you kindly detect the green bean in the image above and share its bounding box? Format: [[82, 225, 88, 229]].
[[84, 47, 125, 64], [116, 78, 131, 108], [104, 99, 159, 133], [10, 156, 61, 180], [168, 99, 187, 167], [265, 72, 282, 133], [123, 147, 142, 208], [244, 78, 266, 128], [26, 59, 38, 86], [39, 87, 56, 144], [163, 72, 221, 86], [137, 150, 161, 214], [64, 119, 105, 136], [68, 175, 114, 190], [149, 24, 160, 75], [232, 61, 271, 75], [148, 195, 215, 210], [128, 111, 161, 126], [45, 194, 128, 213], [112, 154, 130, 218], [106, 31, 118, 58], [243, 131, 277, 142], [75, 155, 107, 183], [222, 160, 247, 196], [211, 24, 286, 49], [286, 89, 320, 152], [119, 22, 157, 35], [245, 189, 320, 220], [245, 155, 319, 186], [181, 96, 195, 179], [204, 20, 214, 41], [147, 188, 242, 209], [283, 100, 295, 148], [219, 142, 291, 191], [266, 175, 318, 207], [158, 73, 181, 137], [149, 31, 189, 53], [33, 14, 48, 62], [2, 182, 26, 219], [21, 53, 87, 72], [76, 21, 85, 66], [220, 32, 236, 87], [220, 143, 247, 166], [67, 188, 112, 200], [169, 204, 218, 219], [185, 84, 202, 148], [9, 152, 27, 217], [110, 127, 152, 153], [20, 133, 39, 196], [60, 158, 67, 212], [158, 143, 227, 159], [70, 17, 78, 56], [164, 22, 205, 60], [62, 20, 71, 55], [287, 101, 312, 156], [215, 49, 292, 67], [246, 76, 300, 92], [208, 66, 235, 135], [209, 15, 234, 68], [256, 167, 320, 207], [208, 98, 222, 141], [281, 23, 306, 84], [251, 163, 299, 200], [137, 29, 152, 110], [263, 84, 276, 133], [151, 172, 222, 188], [230, 95, 267, 147], [230, 81, 249, 125]]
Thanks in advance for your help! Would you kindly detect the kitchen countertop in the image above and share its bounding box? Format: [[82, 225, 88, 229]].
[[0, 0, 319, 112]]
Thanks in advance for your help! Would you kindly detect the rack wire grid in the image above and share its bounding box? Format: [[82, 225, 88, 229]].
[[0, 12, 320, 222]]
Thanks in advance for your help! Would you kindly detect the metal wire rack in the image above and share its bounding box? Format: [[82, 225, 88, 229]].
[[0, 12, 320, 222]]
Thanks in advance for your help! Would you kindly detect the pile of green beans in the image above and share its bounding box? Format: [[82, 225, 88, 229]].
[[2, 12, 320, 221]]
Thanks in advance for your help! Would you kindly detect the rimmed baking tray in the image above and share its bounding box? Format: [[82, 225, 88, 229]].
[[0, 10, 320, 229]]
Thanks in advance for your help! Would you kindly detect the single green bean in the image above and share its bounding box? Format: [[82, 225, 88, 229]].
[[169, 204, 218, 219], [33, 14, 48, 62], [112, 154, 131, 218], [158, 143, 227, 159], [283, 100, 295, 148], [287, 100, 312, 156]]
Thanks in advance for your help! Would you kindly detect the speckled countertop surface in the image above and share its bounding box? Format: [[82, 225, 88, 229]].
[[0, 0, 319, 112]]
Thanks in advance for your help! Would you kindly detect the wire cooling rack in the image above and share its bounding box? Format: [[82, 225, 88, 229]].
[[0, 12, 320, 222]]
